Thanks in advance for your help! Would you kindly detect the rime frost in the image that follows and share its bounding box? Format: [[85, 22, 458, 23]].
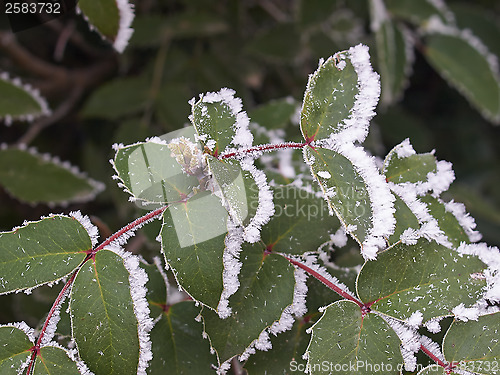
[[216, 220, 244, 319], [106, 247, 154, 375], [424, 317, 443, 334], [70, 211, 100, 247], [0, 71, 50, 124], [239, 158, 274, 243], [113, 0, 135, 53], [1, 321, 35, 343], [316, 141, 395, 260]]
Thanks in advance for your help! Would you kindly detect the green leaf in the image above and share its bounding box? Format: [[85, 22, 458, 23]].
[[130, 12, 228, 47], [141, 259, 168, 317], [417, 365, 446, 374], [443, 312, 500, 375], [0, 74, 49, 123], [112, 131, 200, 206], [0, 148, 104, 205], [78, 0, 134, 53], [451, 3, 500, 59], [0, 215, 90, 295], [160, 192, 228, 309], [306, 300, 403, 375], [206, 156, 259, 228], [190, 88, 252, 156], [69, 250, 142, 375], [357, 239, 487, 322], [0, 324, 33, 374], [374, 18, 413, 105], [244, 318, 312, 375], [419, 195, 470, 248], [245, 24, 301, 62], [260, 186, 340, 255], [148, 301, 217, 374], [384, 0, 451, 25], [300, 50, 358, 142], [248, 97, 297, 131], [384, 149, 437, 184], [388, 194, 420, 245], [33, 346, 82, 375], [201, 244, 296, 365], [82, 76, 150, 120], [303, 146, 374, 253], [423, 32, 500, 124]]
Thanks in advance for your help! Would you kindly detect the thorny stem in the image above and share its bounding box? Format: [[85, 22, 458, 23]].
[[283, 255, 365, 309], [25, 206, 168, 374], [92, 205, 168, 254], [420, 344, 453, 372], [219, 142, 307, 159]]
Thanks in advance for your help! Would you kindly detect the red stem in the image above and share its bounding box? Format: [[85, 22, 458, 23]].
[[219, 142, 307, 159], [284, 255, 364, 309], [93, 206, 168, 253], [26, 270, 78, 374], [420, 344, 450, 370]]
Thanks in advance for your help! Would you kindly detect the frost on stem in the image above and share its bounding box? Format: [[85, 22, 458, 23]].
[[106, 247, 154, 375]]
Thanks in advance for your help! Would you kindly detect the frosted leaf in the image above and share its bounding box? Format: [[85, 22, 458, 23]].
[[0, 71, 51, 124], [425, 17, 498, 74], [239, 158, 274, 243], [269, 264, 308, 335], [70, 211, 99, 247], [328, 44, 381, 146], [456, 243, 500, 303], [390, 183, 452, 248], [105, 247, 154, 375], [443, 200, 482, 243], [191, 88, 253, 155], [216, 219, 244, 319], [113, 0, 135, 53], [316, 141, 396, 259], [0, 321, 35, 343]]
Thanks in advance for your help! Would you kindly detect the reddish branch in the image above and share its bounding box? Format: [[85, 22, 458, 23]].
[[283, 255, 365, 309], [219, 142, 307, 159]]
